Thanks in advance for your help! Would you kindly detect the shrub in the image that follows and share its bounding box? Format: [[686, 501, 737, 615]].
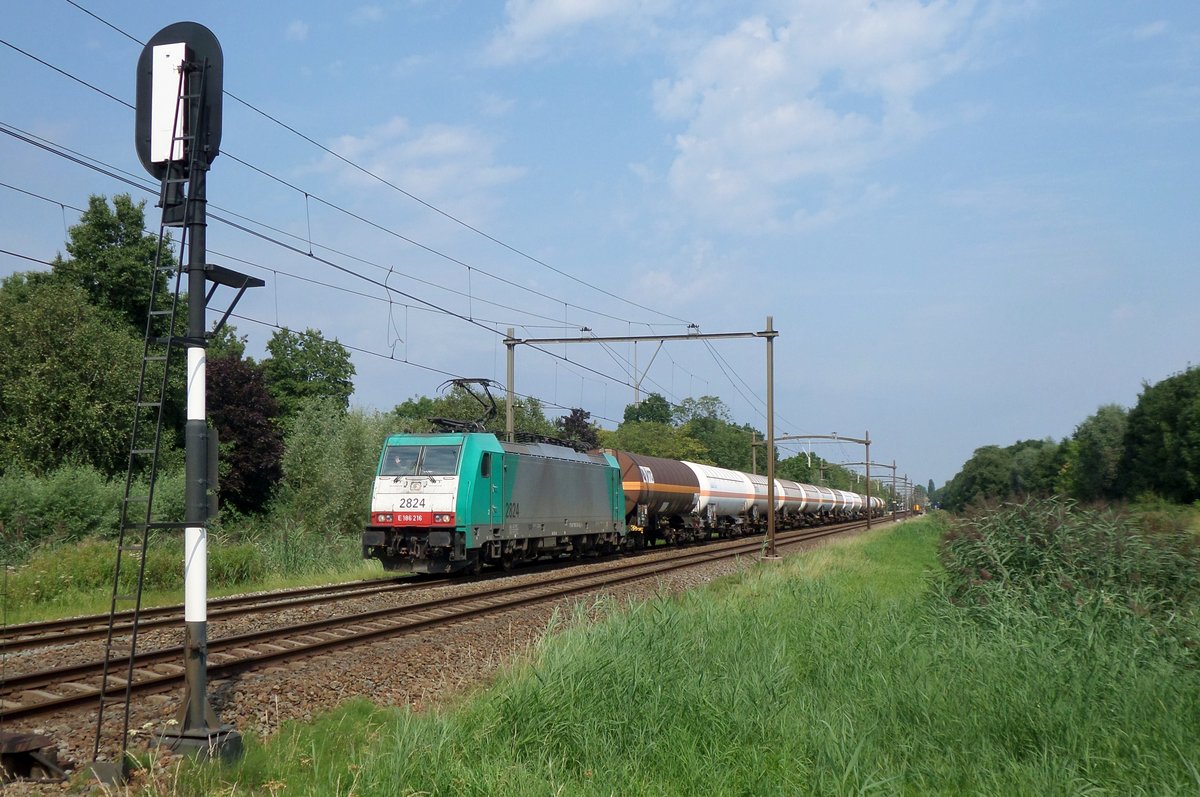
[[271, 401, 412, 538], [0, 465, 189, 567], [937, 497, 1200, 661], [0, 466, 123, 561], [1, 531, 271, 610]]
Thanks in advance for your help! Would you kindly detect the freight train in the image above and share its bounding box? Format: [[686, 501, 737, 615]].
[[361, 431, 884, 574]]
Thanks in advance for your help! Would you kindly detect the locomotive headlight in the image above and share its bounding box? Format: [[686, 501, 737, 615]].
[[433, 513, 454, 524], [374, 512, 394, 524]]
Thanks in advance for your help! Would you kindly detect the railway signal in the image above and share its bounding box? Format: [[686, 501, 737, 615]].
[[91, 22, 260, 783]]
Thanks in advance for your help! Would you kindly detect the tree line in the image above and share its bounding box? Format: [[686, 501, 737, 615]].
[[937, 367, 1200, 511]]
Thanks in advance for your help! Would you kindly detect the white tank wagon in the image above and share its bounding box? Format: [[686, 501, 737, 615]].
[[682, 461, 755, 533]]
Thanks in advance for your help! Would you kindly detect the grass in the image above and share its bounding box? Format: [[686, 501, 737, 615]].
[[141, 509, 1200, 796], [0, 530, 381, 625]]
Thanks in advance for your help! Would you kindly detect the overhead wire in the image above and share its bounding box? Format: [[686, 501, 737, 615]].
[[0, 126, 638, 360], [53, 1, 696, 327], [219, 311, 625, 426], [0, 36, 700, 403], [0, 127, 642, 396], [0, 231, 624, 424], [4, 12, 795, 434]]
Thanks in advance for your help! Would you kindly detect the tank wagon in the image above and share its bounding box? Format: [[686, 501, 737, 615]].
[[362, 432, 624, 573], [612, 451, 884, 546]]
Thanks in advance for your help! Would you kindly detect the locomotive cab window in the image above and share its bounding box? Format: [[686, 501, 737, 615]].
[[480, 452, 492, 478], [381, 445, 462, 477], [381, 445, 421, 476], [418, 445, 461, 476]]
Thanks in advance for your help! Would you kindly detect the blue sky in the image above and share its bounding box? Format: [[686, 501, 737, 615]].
[[2, 1, 1197, 487]]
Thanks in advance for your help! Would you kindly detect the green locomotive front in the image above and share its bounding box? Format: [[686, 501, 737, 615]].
[[362, 432, 625, 573]]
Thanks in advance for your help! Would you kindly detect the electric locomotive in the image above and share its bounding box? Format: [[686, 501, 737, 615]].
[[362, 431, 625, 573]]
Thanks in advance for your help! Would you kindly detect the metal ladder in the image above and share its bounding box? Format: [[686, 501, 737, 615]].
[[90, 65, 199, 775]]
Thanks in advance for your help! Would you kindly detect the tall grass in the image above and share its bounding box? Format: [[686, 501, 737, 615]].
[[938, 497, 1200, 664], [164, 512, 1200, 796]]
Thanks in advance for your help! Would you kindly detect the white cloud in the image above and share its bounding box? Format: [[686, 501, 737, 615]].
[[479, 92, 517, 118], [654, 1, 992, 231], [320, 116, 525, 208], [391, 55, 429, 78], [1133, 20, 1168, 40], [350, 5, 387, 25], [485, 0, 671, 64], [285, 20, 310, 42]]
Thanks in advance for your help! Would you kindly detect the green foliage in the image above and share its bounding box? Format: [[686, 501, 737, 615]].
[[622, 392, 672, 424], [178, 520, 1200, 796], [50, 193, 175, 335], [393, 385, 556, 438], [674, 396, 758, 471], [3, 535, 265, 609], [272, 401, 409, 537], [938, 497, 1200, 660], [0, 465, 186, 565], [1064, 404, 1128, 501], [207, 323, 249, 361], [0, 276, 143, 476], [208, 353, 283, 513], [940, 439, 1065, 511], [263, 327, 356, 419], [0, 465, 122, 561], [598, 421, 707, 461], [777, 452, 860, 489], [1120, 366, 1200, 503], [943, 365, 1200, 509]]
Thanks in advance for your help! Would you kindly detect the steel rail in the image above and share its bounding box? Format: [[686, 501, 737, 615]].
[[0, 574, 439, 643]]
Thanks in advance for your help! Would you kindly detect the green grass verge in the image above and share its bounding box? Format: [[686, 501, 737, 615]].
[[1, 533, 381, 625], [154, 517, 1199, 796]]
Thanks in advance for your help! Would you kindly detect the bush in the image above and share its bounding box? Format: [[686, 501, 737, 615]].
[[0, 466, 123, 560], [937, 497, 1200, 661], [271, 401, 413, 538], [0, 465, 189, 566]]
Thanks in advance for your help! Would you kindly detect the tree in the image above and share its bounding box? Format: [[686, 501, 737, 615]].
[[623, 393, 672, 425], [556, 408, 601, 449], [1008, 438, 1063, 496], [273, 401, 411, 537], [208, 323, 249, 361], [0, 275, 142, 476], [672, 396, 732, 426], [1119, 367, 1200, 502], [940, 445, 1011, 511], [263, 328, 356, 419], [672, 396, 757, 471], [394, 386, 556, 438], [1066, 404, 1128, 501], [51, 194, 175, 335], [599, 422, 707, 461], [207, 353, 283, 513]]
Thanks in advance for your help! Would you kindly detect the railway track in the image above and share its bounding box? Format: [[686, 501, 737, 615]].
[[0, 574, 452, 654], [0, 518, 882, 723]]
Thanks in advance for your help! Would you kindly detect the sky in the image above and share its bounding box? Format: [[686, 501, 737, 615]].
[[2, 1, 1197, 488]]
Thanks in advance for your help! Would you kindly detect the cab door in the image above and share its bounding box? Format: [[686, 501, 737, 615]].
[[480, 450, 504, 526]]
